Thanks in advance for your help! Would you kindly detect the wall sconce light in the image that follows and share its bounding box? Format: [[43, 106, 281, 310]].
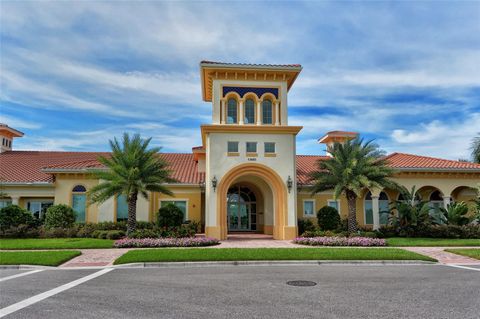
[[212, 176, 218, 192], [287, 176, 293, 193]]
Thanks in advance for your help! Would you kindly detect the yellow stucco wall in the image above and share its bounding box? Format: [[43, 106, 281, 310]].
[[53, 174, 100, 223], [151, 186, 203, 224]]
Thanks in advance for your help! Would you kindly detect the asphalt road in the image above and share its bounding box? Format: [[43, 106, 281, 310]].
[[1, 264, 479, 319]]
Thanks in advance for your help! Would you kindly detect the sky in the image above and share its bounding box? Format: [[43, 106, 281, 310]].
[[1, 1, 479, 160]]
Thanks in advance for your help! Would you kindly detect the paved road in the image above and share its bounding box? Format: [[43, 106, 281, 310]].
[[1, 264, 479, 318]]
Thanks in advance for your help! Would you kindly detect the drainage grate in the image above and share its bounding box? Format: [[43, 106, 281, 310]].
[[286, 280, 317, 287]]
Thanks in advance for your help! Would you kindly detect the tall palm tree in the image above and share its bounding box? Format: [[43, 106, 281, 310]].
[[472, 133, 480, 163], [310, 137, 399, 233], [88, 133, 176, 234]]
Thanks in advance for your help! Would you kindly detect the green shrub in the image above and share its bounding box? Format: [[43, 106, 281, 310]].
[[41, 227, 78, 238], [157, 204, 184, 228], [0, 225, 40, 238], [316, 206, 341, 230], [128, 229, 159, 239], [0, 205, 35, 231], [297, 218, 316, 235], [441, 202, 471, 226], [106, 230, 125, 240], [44, 205, 76, 229]]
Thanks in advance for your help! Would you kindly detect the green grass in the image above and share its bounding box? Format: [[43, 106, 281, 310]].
[[445, 249, 480, 260], [0, 238, 114, 250], [386, 238, 480, 247], [114, 248, 436, 264], [0, 251, 81, 266]]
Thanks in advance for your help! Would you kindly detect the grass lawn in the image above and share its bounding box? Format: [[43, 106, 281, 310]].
[[0, 251, 81, 266], [0, 238, 114, 250], [114, 248, 436, 264], [445, 249, 480, 260], [386, 238, 480, 247]]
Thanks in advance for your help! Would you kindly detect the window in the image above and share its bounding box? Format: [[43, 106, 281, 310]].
[[161, 200, 187, 221], [327, 200, 339, 211], [303, 200, 315, 217], [262, 100, 273, 124], [264, 142, 275, 154], [364, 191, 389, 225], [0, 200, 12, 209], [246, 142, 257, 153], [244, 99, 255, 124], [227, 141, 239, 153], [116, 194, 128, 222], [72, 185, 87, 223], [227, 98, 237, 124], [27, 201, 53, 220]]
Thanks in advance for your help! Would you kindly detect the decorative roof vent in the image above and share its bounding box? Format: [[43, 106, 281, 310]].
[[318, 131, 358, 157], [0, 124, 24, 153]]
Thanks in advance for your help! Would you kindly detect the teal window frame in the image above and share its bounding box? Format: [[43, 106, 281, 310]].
[[228, 141, 239, 153], [246, 142, 257, 153], [264, 142, 275, 153]]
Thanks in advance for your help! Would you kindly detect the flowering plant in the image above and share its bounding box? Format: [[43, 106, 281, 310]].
[[114, 237, 220, 248], [293, 236, 386, 247]]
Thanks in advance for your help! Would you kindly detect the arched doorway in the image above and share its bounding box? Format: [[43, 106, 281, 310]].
[[214, 163, 293, 240], [227, 185, 258, 231]]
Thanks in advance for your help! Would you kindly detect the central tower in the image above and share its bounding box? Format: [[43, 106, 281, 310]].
[[199, 61, 303, 240]]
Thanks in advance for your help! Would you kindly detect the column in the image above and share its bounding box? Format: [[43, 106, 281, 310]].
[[371, 195, 380, 230], [256, 101, 262, 125], [443, 196, 451, 209], [220, 100, 226, 124], [11, 196, 19, 206], [274, 101, 280, 126], [238, 100, 244, 125]]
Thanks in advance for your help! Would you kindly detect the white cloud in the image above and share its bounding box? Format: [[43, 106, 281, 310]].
[[0, 114, 41, 130]]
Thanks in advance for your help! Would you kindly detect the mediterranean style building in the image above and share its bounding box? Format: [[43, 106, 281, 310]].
[[1, 62, 479, 240]]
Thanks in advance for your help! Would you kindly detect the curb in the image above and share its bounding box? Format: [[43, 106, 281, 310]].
[[112, 260, 437, 269], [0, 265, 56, 270]]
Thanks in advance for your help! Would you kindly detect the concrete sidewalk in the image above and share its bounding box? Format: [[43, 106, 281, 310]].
[[403, 247, 480, 265]]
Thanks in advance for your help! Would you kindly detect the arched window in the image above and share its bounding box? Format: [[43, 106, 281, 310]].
[[262, 100, 273, 124], [364, 191, 390, 225], [244, 98, 255, 124], [227, 98, 238, 124], [72, 185, 86, 223], [116, 194, 128, 222]]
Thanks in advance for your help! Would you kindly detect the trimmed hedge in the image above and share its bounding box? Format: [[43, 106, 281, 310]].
[[317, 206, 341, 230], [44, 205, 76, 229]]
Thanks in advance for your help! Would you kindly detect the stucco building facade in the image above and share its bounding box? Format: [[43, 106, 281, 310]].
[[1, 62, 479, 240]]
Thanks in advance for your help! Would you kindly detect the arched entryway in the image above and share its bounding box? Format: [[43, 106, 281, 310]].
[[215, 163, 294, 240]]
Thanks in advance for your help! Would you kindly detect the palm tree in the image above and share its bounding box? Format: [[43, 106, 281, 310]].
[[88, 133, 176, 234], [310, 137, 399, 233], [472, 133, 480, 163]]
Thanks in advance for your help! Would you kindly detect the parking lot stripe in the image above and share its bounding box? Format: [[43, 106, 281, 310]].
[[445, 265, 480, 272], [0, 270, 44, 283], [0, 268, 113, 318]]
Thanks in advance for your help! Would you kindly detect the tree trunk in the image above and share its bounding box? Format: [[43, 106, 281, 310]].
[[346, 190, 358, 233], [127, 192, 138, 236]]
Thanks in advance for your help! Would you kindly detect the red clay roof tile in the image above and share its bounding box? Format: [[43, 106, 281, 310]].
[[1, 151, 478, 185]]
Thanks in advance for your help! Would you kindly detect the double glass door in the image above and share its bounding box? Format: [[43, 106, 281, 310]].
[[227, 186, 257, 231]]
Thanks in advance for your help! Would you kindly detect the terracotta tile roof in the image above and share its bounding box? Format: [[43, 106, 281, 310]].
[[0, 151, 110, 183], [296, 155, 330, 185], [384, 152, 480, 170], [200, 60, 302, 68], [1, 151, 478, 186], [0, 151, 204, 184]]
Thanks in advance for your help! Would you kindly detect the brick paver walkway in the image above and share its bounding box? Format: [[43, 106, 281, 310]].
[[403, 247, 480, 265], [59, 248, 130, 268]]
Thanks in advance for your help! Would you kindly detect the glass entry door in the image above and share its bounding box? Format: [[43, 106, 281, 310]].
[[227, 186, 257, 231]]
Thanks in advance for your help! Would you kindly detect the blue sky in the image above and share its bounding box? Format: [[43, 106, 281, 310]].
[[1, 1, 479, 160]]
